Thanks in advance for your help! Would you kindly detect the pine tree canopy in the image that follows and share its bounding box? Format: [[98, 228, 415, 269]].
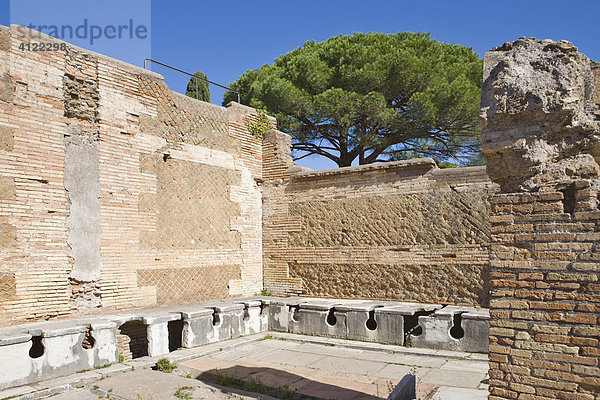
[[224, 32, 483, 167]]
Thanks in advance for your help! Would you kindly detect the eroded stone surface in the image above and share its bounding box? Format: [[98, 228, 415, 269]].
[[481, 37, 600, 192]]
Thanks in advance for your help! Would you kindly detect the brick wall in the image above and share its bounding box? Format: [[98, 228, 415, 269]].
[[0, 25, 265, 326], [488, 191, 600, 398], [262, 130, 498, 306], [482, 38, 600, 399]]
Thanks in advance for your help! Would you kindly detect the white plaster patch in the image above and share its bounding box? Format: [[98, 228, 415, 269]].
[[45, 335, 78, 368], [94, 329, 117, 363], [0, 342, 32, 389], [146, 323, 168, 357]]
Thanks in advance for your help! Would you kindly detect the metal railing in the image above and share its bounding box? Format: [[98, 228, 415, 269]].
[[143, 58, 240, 104]]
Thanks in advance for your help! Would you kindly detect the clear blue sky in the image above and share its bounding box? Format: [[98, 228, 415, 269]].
[[2, 1, 599, 169]]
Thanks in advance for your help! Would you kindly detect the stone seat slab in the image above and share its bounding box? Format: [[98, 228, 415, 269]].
[[334, 301, 386, 312], [298, 300, 341, 311], [140, 311, 182, 325], [102, 314, 144, 326], [0, 327, 31, 346], [24, 321, 88, 338], [211, 303, 245, 313], [463, 309, 490, 320], [236, 299, 262, 308], [175, 308, 214, 320], [375, 302, 442, 315], [252, 296, 284, 305]]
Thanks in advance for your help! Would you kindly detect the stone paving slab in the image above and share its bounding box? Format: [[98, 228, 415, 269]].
[[354, 350, 448, 368], [420, 368, 487, 389], [42, 388, 99, 400], [372, 363, 416, 380], [257, 348, 327, 367], [431, 386, 489, 400], [310, 356, 386, 376], [440, 359, 490, 373], [0, 385, 37, 399]]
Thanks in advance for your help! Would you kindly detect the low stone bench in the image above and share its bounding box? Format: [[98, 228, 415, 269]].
[[411, 306, 490, 353], [140, 311, 182, 357], [266, 296, 302, 332], [173, 306, 214, 348], [373, 302, 442, 345], [238, 299, 268, 335], [0, 319, 117, 390], [336, 300, 389, 342], [209, 302, 245, 342], [291, 299, 346, 338]]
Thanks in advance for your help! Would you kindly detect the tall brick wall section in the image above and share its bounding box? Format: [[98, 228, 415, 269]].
[[262, 130, 498, 306], [0, 25, 265, 326], [482, 39, 600, 399]]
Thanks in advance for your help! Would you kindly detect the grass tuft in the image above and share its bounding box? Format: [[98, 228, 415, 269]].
[[155, 357, 176, 373]]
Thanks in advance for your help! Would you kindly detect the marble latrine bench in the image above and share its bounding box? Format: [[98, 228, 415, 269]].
[[0, 299, 268, 390], [0, 319, 117, 390], [0, 297, 488, 390], [268, 298, 489, 351]]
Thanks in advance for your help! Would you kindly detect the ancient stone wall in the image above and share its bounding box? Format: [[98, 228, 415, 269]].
[[482, 38, 600, 399], [0, 25, 265, 326], [262, 131, 498, 306]]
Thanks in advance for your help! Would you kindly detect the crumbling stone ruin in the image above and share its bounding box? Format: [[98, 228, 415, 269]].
[[0, 23, 599, 399], [482, 38, 600, 399]]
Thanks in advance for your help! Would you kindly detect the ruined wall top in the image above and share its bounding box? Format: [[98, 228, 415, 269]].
[[481, 37, 600, 193]]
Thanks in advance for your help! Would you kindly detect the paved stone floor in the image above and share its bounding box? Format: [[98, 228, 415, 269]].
[[180, 333, 489, 400], [0, 332, 489, 400]]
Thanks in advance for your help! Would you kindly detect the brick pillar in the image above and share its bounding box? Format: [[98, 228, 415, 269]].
[[261, 129, 304, 295], [482, 38, 600, 399]]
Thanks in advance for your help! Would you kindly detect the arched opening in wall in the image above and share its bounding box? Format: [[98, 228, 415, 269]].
[[212, 312, 220, 326], [243, 307, 251, 321], [117, 321, 148, 360], [82, 328, 95, 350], [288, 305, 299, 323], [449, 313, 465, 340], [366, 310, 377, 331], [168, 320, 183, 352], [326, 308, 337, 326], [29, 335, 44, 358]]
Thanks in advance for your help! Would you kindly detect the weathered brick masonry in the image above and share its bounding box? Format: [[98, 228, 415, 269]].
[[262, 131, 498, 306], [482, 39, 600, 399], [0, 25, 265, 326]]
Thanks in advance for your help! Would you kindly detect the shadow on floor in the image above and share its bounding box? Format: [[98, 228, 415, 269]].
[[196, 365, 386, 400]]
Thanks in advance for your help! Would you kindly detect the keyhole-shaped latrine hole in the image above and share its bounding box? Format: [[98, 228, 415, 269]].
[[404, 311, 435, 343], [366, 310, 377, 331], [450, 312, 465, 340], [29, 335, 44, 358], [212, 312, 220, 326], [82, 328, 95, 350], [326, 308, 337, 326]]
